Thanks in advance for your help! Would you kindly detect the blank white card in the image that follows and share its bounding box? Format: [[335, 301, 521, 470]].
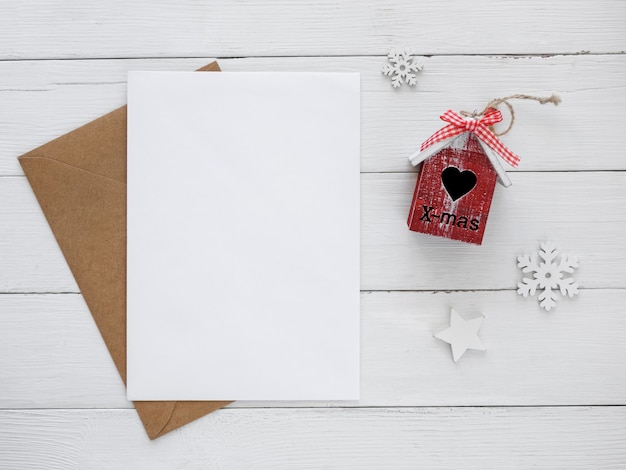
[[126, 72, 360, 400]]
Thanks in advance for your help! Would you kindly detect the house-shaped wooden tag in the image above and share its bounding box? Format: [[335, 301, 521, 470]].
[[407, 131, 512, 245]]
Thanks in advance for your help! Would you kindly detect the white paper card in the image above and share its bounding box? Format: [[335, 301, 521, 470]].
[[126, 72, 360, 400]]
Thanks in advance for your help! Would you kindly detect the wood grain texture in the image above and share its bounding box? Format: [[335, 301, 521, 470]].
[[0, 407, 625, 469], [3, 172, 625, 293], [1, 1, 624, 464], [2, 291, 624, 409], [0, 177, 77, 293], [362, 171, 626, 290], [1, 1, 625, 60], [2, 55, 626, 175]]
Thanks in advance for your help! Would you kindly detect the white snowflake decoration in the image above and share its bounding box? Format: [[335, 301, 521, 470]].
[[381, 50, 423, 88], [517, 241, 579, 311]]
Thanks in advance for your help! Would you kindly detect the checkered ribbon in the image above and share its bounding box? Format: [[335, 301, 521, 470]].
[[420, 109, 521, 167]]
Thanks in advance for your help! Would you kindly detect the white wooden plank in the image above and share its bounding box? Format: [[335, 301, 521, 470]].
[[1, 291, 624, 409], [0, 177, 78, 293], [2, 55, 626, 175], [0, 294, 127, 409], [361, 171, 626, 290], [0, 407, 624, 469], [1, 1, 625, 60], [3, 171, 625, 293], [227, 55, 626, 174]]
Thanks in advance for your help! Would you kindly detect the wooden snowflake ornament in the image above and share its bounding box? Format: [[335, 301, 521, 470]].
[[517, 241, 580, 311], [382, 50, 423, 88]]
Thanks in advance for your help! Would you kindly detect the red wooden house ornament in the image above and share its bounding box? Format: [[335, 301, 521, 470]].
[[407, 109, 518, 245]]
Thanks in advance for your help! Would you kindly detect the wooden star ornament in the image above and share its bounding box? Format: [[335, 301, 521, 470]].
[[434, 308, 486, 362]]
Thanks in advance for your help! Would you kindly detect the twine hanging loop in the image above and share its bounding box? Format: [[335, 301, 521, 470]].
[[460, 93, 561, 136]]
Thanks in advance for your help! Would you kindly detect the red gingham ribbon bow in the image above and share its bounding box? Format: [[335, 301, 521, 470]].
[[420, 109, 521, 167]]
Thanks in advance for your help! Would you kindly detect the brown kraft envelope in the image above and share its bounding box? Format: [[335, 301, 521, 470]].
[[18, 61, 232, 439]]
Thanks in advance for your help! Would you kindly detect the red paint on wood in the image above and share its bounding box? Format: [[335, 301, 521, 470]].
[[407, 133, 498, 245]]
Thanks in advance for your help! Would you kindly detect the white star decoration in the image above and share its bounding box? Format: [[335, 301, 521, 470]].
[[434, 308, 486, 362]]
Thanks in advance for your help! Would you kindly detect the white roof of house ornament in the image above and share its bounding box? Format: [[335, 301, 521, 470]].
[[408, 132, 512, 188]]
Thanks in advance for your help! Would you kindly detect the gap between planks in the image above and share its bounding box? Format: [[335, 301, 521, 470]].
[[2, 288, 623, 295], [1, 52, 624, 63], [1, 404, 625, 411]]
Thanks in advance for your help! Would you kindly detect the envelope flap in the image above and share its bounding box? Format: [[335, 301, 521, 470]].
[[19, 154, 128, 376], [20, 106, 128, 184], [135, 401, 232, 439]]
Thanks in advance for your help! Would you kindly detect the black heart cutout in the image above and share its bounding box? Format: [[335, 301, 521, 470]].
[[441, 167, 477, 201]]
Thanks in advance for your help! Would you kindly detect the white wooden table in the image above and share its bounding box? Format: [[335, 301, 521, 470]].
[[1, 2, 626, 468]]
